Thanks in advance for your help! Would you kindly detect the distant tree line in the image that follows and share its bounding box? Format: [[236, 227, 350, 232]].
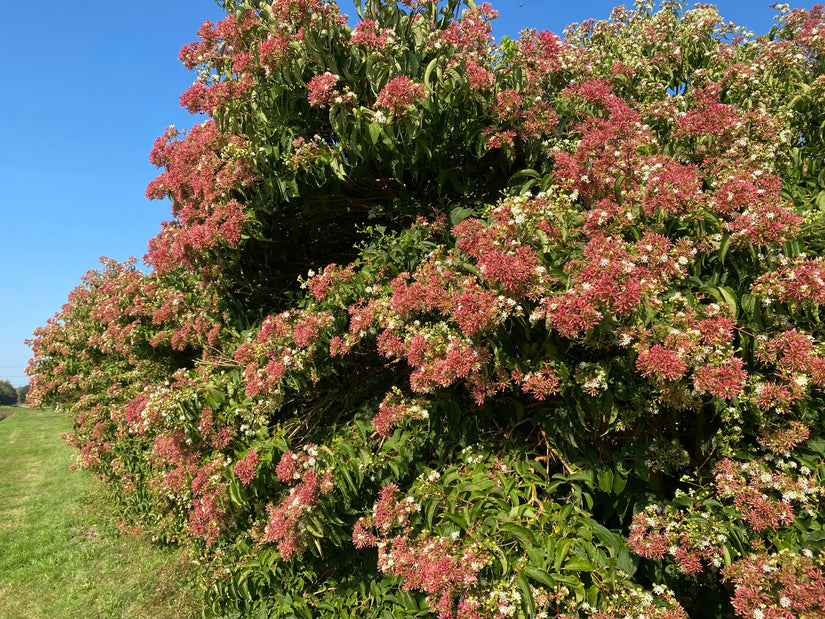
[[0, 381, 27, 406]]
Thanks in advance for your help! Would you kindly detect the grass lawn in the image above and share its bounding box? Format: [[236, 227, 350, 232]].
[[0, 406, 206, 618]]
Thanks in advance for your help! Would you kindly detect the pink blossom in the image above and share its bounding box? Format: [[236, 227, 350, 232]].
[[375, 76, 426, 114], [350, 20, 395, 51], [724, 551, 825, 617], [636, 345, 688, 382], [693, 358, 747, 399], [233, 449, 258, 484], [307, 72, 339, 107]]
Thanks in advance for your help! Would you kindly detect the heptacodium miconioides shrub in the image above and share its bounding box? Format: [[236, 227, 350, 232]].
[[28, 1, 825, 617]]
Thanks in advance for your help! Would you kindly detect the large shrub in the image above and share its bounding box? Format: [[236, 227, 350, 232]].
[[29, 1, 825, 617]]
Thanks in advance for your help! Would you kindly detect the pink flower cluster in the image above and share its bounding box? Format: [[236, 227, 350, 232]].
[[628, 503, 728, 575], [189, 460, 228, 547], [489, 26, 579, 141], [353, 483, 490, 619], [751, 328, 825, 412], [179, 80, 251, 115], [753, 257, 825, 306], [637, 157, 703, 218], [145, 121, 254, 274], [538, 233, 692, 339], [780, 5, 825, 57], [510, 363, 561, 401], [759, 422, 810, 455], [371, 388, 429, 437], [375, 76, 427, 115], [633, 302, 747, 401], [453, 200, 553, 297], [631, 452, 822, 578], [553, 79, 657, 205], [389, 260, 508, 337], [258, 34, 291, 74], [724, 550, 825, 619], [234, 309, 335, 397], [482, 129, 516, 150], [350, 19, 396, 51], [515, 28, 580, 85], [304, 263, 355, 301], [432, 3, 498, 57], [177, 13, 261, 113], [307, 72, 340, 107], [233, 449, 258, 484], [548, 76, 800, 246], [714, 458, 821, 533], [486, 88, 558, 146], [177, 1, 346, 103], [262, 445, 333, 559], [266, 0, 345, 26], [377, 535, 489, 619]]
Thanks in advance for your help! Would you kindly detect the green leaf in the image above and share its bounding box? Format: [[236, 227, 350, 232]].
[[449, 206, 474, 226], [205, 389, 226, 408], [368, 123, 382, 146], [614, 175, 625, 204], [616, 546, 637, 576], [816, 190, 825, 211], [423, 57, 439, 91], [444, 512, 468, 530], [597, 469, 614, 493], [500, 522, 537, 548], [516, 573, 535, 616], [523, 566, 555, 587], [228, 480, 243, 506], [700, 285, 738, 318], [718, 234, 731, 263], [612, 465, 627, 494], [740, 293, 756, 320], [553, 539, 572, 572], [564, 557, 594, 572]]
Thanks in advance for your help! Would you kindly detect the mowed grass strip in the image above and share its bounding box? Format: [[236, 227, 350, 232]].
[[0, 406, 205, 618]]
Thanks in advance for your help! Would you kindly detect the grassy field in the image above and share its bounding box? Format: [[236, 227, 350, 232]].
[[0, 406, 206, 618]]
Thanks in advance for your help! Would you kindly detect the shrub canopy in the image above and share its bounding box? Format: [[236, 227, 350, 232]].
[[29, 1, 825, 617]]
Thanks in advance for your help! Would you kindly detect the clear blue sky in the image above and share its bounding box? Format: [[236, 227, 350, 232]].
[[0, 1, 812, 387]]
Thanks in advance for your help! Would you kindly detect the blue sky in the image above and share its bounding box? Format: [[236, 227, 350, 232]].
[[0, 1, 813, 387]]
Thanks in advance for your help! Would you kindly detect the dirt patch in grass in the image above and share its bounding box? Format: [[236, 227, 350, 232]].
[[0, 508, 24, 530], [66, 524, 103, 541]]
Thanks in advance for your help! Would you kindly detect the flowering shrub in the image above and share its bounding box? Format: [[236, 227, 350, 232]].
[[28, 1, 825, 617]]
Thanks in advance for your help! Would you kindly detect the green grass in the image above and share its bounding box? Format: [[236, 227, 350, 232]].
[[0, 406, 206, 618]]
